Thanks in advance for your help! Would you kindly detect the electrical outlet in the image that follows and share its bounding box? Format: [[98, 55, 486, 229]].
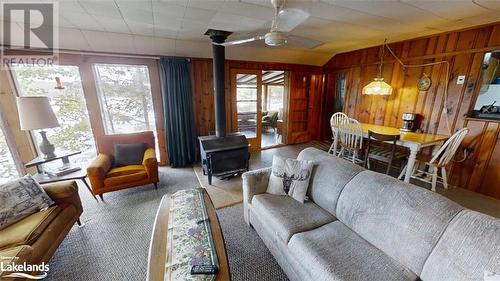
[[456, 75, 466, 85]]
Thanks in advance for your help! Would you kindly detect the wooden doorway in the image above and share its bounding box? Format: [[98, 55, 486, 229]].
[[230, 69, 263, 152]]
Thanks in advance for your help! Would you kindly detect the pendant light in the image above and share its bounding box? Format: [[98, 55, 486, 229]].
[[362, 41, 393, 95]]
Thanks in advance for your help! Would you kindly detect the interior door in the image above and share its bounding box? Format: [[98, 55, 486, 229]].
[[231, 69, 262, 152]]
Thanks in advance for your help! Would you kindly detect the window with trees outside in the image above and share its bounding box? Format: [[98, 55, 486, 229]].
[[93, 64, 157, 136], [12, 65, 96, 167], [0, 121, 18, 183]]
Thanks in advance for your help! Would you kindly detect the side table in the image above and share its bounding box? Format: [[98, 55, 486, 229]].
[[25, 151, 97, 201]]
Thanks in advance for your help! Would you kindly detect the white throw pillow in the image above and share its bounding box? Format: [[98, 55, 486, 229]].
[[266, 155, 313, 203], [0, 175, 54, 230], [485, 271, 500, 281]]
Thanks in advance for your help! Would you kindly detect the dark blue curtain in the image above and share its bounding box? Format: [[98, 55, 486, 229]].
[[159, 57, 197, 167]]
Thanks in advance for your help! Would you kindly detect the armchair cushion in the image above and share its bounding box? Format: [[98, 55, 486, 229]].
[[0, 176, 55, 230], [107, 165, 145, 178], [114, 143, 147, 167]]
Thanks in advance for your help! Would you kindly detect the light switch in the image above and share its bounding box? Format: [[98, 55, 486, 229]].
[[457, 75, 466, 85]]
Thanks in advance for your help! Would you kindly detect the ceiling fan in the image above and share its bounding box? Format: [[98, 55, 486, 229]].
[[215, 0, 323, 49]]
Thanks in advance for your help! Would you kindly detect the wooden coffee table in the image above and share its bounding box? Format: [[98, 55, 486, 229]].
[[147, 189, 230, 281]]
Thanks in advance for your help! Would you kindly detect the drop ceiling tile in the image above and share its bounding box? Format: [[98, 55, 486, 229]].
[[78, 0, 122, 19], [402, 0, 490, 21], [82, 30, 136, 53], [95, 17, 130, 34], [209, 12, 268, 32], [58, 27, 91, 50], [127, 22, 155, 36], [217, 2, 274, 21], [154, 26, 179, 38], [462, 11, 500, 25], [474, 0, 500, 11], [328, 0, 448, 26], [188, 0, 225, 11], [58, 1, 87, 15], [120, 6, 154, 25], [63, 12, 104, 30], [183, 7, 217, 23], [152, 2, 186, 18], [154, 15, 183, 31], [59, 15, 76, 28]]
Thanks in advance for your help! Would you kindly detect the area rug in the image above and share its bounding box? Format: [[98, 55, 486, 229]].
[[45, 166, 289, 281]]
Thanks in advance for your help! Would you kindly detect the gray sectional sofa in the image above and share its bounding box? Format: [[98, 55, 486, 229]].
[[242, 147, 500, 281]]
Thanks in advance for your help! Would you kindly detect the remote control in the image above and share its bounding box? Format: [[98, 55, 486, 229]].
[[191, 265, 219, 275]]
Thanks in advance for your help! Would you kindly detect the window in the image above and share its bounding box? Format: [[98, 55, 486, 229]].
[[267, 85, 284, 112], [12, 65, 96, 166], [473, 52, 499, 114], [236, 74, 258, 138], [93, 64, 156, 135], [0, 121, 18, 183], [334, 73, 347, 113]]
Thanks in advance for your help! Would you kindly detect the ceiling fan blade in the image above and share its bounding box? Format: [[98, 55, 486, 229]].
[[275, 8, 309, 32], [215, 36, 265, 46], [287, 35, 324, 49]]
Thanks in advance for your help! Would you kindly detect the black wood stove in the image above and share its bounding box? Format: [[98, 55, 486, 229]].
[[199, 29, 249, 185]]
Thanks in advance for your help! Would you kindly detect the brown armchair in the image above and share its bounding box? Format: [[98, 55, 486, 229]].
[[87, 131, 159, 200]]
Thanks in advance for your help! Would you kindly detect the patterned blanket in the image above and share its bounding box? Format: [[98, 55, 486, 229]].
[[165, 189, 218, 281]]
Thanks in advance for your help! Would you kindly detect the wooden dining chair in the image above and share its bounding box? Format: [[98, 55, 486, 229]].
[[328, 112, 348, 155], [398, 128, 469, 192], [363, 130, 407, 175], [337, 118, 364, 164]]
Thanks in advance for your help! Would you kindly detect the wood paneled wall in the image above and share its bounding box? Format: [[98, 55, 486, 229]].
[[324, 22, 500, 199], [190, 58, 322, 144]]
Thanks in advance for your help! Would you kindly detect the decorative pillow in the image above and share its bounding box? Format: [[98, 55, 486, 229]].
[[485, 271, 500, 281], [0, 175, 54, 230], [114, 143, 147, 167], [266, 155, 313, 203]]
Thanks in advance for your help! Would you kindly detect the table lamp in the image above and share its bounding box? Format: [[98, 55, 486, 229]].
[[17, 96, 60, 159]]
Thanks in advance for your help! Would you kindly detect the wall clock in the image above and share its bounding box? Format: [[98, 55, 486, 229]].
[[417, 73, 432, 91]]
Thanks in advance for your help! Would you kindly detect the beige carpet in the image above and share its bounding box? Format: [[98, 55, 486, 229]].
[[193, 164, 245, 209]]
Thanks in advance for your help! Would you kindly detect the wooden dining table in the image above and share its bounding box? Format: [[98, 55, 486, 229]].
[[333, 123, 449, 183]]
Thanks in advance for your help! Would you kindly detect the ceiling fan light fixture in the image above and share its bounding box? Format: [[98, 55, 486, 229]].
[[265, 31, 287, 46], [362, 78, 393, 95]]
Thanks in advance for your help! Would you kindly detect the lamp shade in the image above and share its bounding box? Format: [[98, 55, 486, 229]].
[[362, 78, 393, 95], [16, 97, 59, 130]]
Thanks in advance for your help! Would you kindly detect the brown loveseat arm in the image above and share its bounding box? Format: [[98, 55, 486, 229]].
[[42, 181, 83, 214], [0, 245, 33, 280], [86, 153, 112, 191], [142, 148, 159, 183]]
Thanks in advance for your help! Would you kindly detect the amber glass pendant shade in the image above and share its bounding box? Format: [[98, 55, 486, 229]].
[[362, 78, 393, 95]]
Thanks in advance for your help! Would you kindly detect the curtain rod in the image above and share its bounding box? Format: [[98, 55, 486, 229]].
[[2, 46, 194, 61]]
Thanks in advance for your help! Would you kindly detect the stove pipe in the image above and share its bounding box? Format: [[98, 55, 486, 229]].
[[205, 29, 232, 138]]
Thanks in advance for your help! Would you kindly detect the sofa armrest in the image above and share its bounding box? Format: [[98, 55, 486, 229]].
[[42, 181, 82, 214], [86, 153, 112, 191], [241, 167, 272, 225], [142, 148, 159, 182], [0, 245, 33, 280]]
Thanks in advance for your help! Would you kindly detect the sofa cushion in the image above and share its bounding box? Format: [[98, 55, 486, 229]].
[[251, 193, 335, 243], [421, 210, 500, 281], [336, 170, 463, 275], [288, 221, 418, 281], [0, 175, 55, 230], [297, 147, 364, 216], [0, 206, 61, 249]]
